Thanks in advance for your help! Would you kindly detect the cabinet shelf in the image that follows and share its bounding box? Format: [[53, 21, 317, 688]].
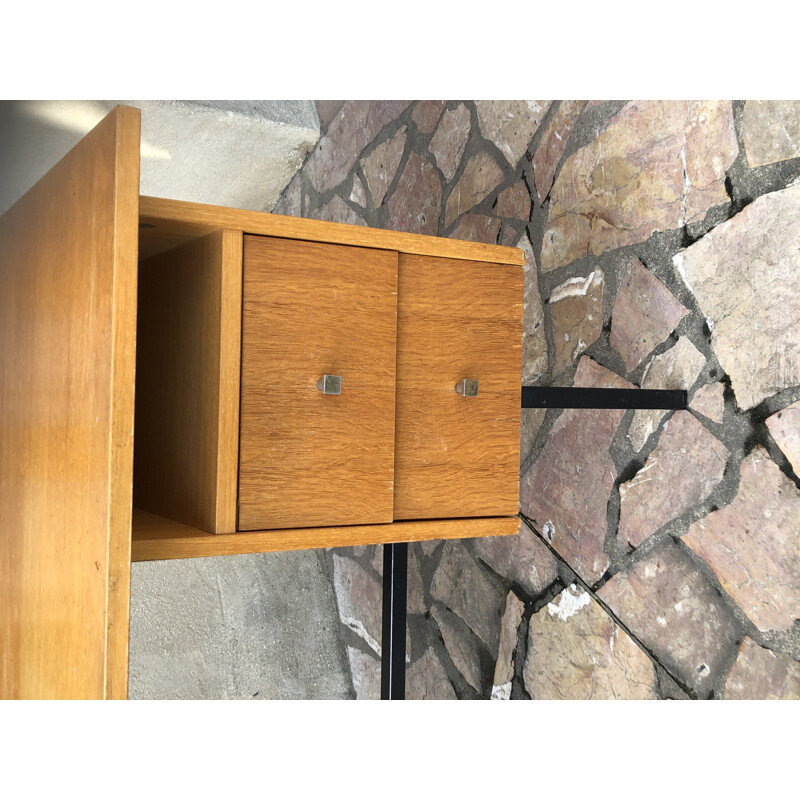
[[139, 195, 525, 265], [131, 508, 521, 562]]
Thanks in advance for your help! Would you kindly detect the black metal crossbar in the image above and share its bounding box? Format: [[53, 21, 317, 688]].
[[379, 385, 687, 699], [522, 386, 687, 410]]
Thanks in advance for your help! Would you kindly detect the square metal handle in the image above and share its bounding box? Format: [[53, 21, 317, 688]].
[[317, 374, 342, 395], [455, 378, 479, 397]]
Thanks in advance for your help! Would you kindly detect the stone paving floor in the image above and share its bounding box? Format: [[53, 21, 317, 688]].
[[275, 100, 800, 699]]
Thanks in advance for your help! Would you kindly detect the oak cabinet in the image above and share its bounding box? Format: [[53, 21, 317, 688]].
[[134, 229, 524, 540], [0, 105, 523, 698]]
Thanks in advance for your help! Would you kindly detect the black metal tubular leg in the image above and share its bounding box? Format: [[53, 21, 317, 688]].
[[381, 542, 408, 700], [522, 386, 687, 410]]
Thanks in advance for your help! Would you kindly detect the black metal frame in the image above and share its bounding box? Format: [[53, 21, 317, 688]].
[[380, 542, 408, 699], [379, 386, 687, 699], [522, 386, 687, 410]]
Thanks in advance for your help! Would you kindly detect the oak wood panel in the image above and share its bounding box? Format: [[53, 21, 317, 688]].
[[132, 509, 520, 561], [216, 230, 244, 531], [239, 236, 398, 530], [134, 229, 242, 533], [393, 255, 523, 520], [105, 107, 141, 701], [0, 106, 140, 699], [138, 217, 219, 260], [139, 196, 524, 266]]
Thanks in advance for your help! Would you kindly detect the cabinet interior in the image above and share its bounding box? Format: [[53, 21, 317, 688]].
[[135, 225, 240, 532]]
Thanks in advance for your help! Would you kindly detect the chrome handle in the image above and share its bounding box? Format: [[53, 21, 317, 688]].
[[455, 379, 479, 397], [317, 374, 342, 395]]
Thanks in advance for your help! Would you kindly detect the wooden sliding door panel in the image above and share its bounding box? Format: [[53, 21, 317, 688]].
[[239, 236, 398, 530], [134, 229, 242, 534], [0, 106, 140, 699], [393, 255, 523, 520]]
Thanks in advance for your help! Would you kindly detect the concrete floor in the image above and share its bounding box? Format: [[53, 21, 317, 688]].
[[129, 551, 352, 700]]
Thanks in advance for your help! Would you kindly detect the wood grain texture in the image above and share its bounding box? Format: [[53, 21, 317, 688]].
[[216, 230, 243, 531], [134, 229, 242, 533], [132, 509, 520, 561], [105, 106, 141, 701], [393, 255, 523, 520], [239, 236, 398, 530], [138, 217, 219, 261], [0, 106, 140, 699], [139, 195, 524, 266]]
